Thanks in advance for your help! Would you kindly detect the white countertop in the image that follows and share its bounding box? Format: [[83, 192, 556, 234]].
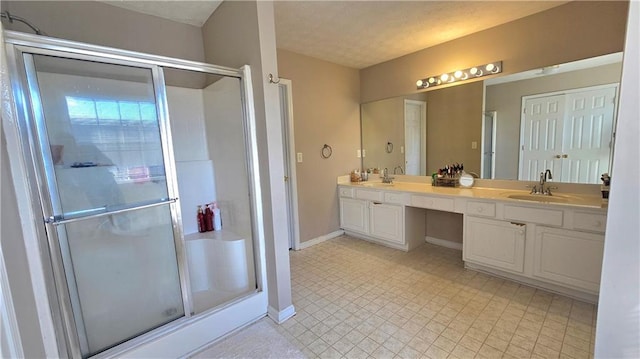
[[339, 180, 607, 210]]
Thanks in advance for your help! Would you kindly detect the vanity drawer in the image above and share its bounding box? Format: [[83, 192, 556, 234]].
[[339, 187, 355, 198], [384, 192, 409, 205], [356, 189, 384, 202], [466, 201, 496, 218], [504, 205, 563, 227], [411, 195, 455, 212], [573, 212, 607, 233]]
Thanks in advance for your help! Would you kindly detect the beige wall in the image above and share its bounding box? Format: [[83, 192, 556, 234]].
[[277, 49, 361, 243], [426, 81, 483, 175], [0, 1, 204, 62], [202, 1, 293, 315], [487, 62, 623, 179], [360, 1, 628, 103]]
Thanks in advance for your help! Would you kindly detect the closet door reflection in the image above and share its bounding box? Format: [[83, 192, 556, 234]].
[[26, 54, 184, 357]]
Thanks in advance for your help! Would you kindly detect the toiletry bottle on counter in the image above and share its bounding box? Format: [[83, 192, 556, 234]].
[[212, 202, 222, 231], [197, 205, 206, 233], [204, 204, 214, 232]]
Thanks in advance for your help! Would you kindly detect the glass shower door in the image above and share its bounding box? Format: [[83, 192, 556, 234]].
[[24, 54, 185, 357]]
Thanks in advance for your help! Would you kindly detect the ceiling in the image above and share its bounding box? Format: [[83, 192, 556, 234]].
[[103, 0, 570, 69]]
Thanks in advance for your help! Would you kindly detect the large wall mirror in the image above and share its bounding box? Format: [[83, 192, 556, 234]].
[[361, 52, 623, 184]]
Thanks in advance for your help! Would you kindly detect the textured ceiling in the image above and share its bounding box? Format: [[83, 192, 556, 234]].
[[102, 0, 222, 27], [99, 0, 568, 69], [274, 1, 569, 69]]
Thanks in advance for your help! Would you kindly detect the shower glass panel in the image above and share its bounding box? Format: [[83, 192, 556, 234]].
[[163, 68, 258, 315], [27, 54, 184, 357]]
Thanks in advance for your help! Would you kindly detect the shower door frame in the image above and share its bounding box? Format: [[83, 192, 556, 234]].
[[3, 31, 268, 358]]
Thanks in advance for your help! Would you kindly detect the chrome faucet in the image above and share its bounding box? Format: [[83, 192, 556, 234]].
[[393, 166, 404, 175], [536, 169, 556, 195], [382, 168, 394, 184]]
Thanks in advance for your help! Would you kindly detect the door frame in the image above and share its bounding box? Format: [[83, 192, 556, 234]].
[[403, 99, 427, 175], [481, 111, 497, 179], [518, 83, 619, 181], [278, 79, 301, 250]]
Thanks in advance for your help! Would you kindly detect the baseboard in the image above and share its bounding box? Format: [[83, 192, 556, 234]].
[[425, 236, 463, 251], [267, 304, 296, 324], [298, 230, 344, 250]]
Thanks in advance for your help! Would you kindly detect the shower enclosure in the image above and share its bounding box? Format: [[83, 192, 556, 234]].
[[3, 32, 266, 358]]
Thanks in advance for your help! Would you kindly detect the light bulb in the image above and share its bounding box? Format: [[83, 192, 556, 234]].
[[485, 63, 495, 72], [428, 77, 436, 84], [440, 73, 449, 82], [416, 80, 423, 87], [454, 70, 463, 78], [470, 67, 478, 75]]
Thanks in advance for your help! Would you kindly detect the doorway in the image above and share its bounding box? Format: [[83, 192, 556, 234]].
[[404, 99, 427, 175], [481, 111, 497, 179], [278, 79, 300, 250]]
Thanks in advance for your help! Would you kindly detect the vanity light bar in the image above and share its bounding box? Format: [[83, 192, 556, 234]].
[[416, 61, 503, 89]]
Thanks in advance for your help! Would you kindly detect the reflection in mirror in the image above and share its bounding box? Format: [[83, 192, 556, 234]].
[[484, 52, 622, 183], [360, 52, 623, 184]]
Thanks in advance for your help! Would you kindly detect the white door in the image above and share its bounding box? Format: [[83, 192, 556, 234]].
[[278, 80, 300, 249], [520, 85, 617, 183], [561, 86, 617, 183], [481, 111, 497, 179], [404, 100, 426, 175], [520, 94, 565, 181]]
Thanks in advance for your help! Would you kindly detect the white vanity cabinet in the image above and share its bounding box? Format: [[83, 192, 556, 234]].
[[339, 197, 369, 234], [369, 202, 404, 244], [464, 217, 526, 274], [532, 226, 604, 293], [338, 187, 411, 250]]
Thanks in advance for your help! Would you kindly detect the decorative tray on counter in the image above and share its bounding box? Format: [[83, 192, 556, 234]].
[[433, 176, 460, 187]]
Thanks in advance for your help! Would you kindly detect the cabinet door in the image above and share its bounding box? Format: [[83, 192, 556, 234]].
[[464, 216, 526, 273], [533, 226, 604, 293], [369, 203, 404, 244], [339, 198, 369, 234]]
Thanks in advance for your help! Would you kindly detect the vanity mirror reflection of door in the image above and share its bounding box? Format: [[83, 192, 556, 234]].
[[519, 84, 617, 183], [404, 99, 427, 175]]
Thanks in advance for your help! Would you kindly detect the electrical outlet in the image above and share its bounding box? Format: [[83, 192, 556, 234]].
[[357, 149, 361, 158], [362, 149, 366, 157], [297, 152, 303, 163], [400, 146, 404, 154], [471, 141, 478, 149]]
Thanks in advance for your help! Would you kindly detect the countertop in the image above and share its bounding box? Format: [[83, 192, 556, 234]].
[[339, 180, 607, 210]]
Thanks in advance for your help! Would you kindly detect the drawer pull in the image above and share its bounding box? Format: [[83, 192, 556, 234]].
[[510, 222, 526, 227], [372, 201, 382, 205]]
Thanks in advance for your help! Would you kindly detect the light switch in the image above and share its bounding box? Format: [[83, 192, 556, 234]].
[[357, 149, 361, 158], [471, 141, 478, 149], [297, 152, 303, 163], [362, 149, 366, 157]]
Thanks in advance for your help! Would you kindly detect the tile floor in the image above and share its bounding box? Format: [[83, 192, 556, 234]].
[[275, 235, 597, 359]]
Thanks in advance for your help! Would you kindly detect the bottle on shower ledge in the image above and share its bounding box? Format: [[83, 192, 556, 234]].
[[204, 203, 214, 232], [197, 205, 206, 233], [212, 202, 222, 231]]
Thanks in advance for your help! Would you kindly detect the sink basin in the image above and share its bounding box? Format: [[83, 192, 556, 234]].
[[506, 194, 570, 203]]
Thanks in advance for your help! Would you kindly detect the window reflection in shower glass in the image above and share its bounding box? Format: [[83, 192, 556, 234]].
[[32, 55, 168, 215]]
